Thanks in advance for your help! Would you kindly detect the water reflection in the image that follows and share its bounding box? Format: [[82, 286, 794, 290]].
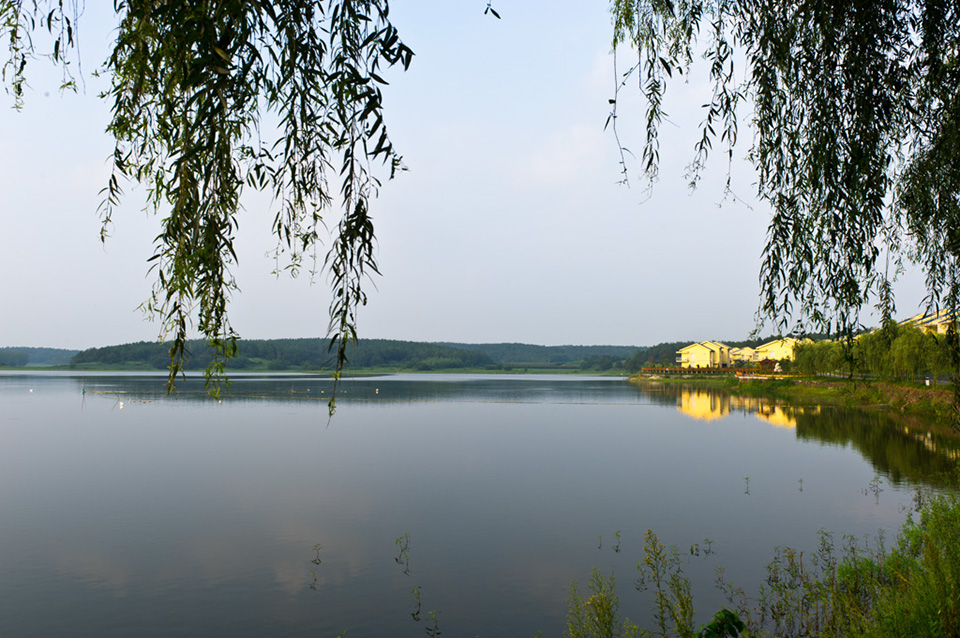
[[23, 372, 960, 490], [676, 388, 820, 429], [794, 409, 960, 486], [13, 372, 959, 490], [635, 381, 960, 487], [678, 388, 730, 421], [1, 372, 955, 637], [24, 372, 642, 406]]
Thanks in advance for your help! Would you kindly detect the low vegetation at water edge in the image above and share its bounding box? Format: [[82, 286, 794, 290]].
[[565, 487, 960, 638]]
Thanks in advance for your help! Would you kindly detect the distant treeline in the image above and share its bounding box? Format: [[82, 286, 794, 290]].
[[0, 347, 78, 367], [436, 342, 639, 368], [69, 339, 643, 372], [66, 336, 827, 373]]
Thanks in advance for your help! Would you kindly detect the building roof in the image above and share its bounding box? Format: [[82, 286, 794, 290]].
[[756, 337, 799, 351], [701, 341, 729, 349], [677, 342, 714, 353], [899, 309, 958, 330], [677, 341, 728, 354]]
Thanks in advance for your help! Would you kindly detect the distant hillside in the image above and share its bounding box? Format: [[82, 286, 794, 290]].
[[71, 338, 497, 371], [433, 342, 641, 365], [632, 341, 691, 367], [0, 347, 78, 367], [69, 338, 644, 372]]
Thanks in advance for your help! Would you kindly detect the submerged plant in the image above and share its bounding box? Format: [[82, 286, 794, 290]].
[[689, 538, 714, 558], [425, 609, 442, 638], [309, 543, 322, 590], [411, 585, 422, 622], [395, 532, 411, 576]]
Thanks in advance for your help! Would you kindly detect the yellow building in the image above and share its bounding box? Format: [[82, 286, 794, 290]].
[[899, 310, 957, 335], [729, 346, 757, 363], [676, 341, 731, 368], [754, 337, 801, 361]]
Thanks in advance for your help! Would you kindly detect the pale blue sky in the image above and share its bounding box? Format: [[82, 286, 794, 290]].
[[0, 2, 926, 350]]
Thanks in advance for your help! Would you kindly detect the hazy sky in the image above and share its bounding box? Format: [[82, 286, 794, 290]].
[[0, 2, 927, 350]]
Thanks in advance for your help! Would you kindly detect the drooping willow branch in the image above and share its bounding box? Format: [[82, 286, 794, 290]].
[[609, 0, 960, 340], [4, 1, 412, 402]]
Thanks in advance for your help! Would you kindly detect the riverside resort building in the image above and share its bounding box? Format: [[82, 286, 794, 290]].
[[675, 311, 958, 370], [676, 337, 802, 369]]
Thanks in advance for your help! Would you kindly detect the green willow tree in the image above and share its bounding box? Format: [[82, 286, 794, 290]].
[[2, 1, 411, 401], [609, 0, 960, 421], [610, 0, 960, 331]]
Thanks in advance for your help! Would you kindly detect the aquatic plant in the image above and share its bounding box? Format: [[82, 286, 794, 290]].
[[565, 567, 641, 638], [568, 487, 960, 637]]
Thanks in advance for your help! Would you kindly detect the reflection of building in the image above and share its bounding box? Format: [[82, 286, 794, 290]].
[[754, 404, 797, 428], [673, 387, 821, 426], [676, 341, 731, 368], [678, 389, 730, 420], [728, 396, 821, 428], [901, 426, 960, 462]]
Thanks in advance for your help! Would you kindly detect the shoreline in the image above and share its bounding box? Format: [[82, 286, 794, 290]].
[[0, 366, 628, 377], [631, 373, 956, 426]]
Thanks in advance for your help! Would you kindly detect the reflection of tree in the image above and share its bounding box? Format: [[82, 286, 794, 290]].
[[795, 409, 960, 487], [627, 381, 694, 408], [78, 375, 659, 407], [632, 381, 960, 487]]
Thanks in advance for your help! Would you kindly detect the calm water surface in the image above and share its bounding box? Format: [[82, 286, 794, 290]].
[[1, 372, 957, 636]]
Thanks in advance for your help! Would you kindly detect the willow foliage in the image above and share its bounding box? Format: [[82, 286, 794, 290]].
[[610, 0, 960, 340], [3, 1, 411, 400]]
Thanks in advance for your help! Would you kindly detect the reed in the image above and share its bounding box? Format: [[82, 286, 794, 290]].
[[567, 486, 960, 638]]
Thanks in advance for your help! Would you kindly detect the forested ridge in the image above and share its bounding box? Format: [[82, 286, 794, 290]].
[[69, 339, 646, 372], [433, 343, 638, 365]]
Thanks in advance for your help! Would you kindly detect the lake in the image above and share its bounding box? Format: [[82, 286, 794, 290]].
[[1, 372, 957, 636]]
